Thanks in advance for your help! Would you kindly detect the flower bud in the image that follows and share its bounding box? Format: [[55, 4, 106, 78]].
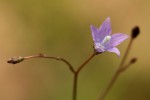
[[7, 57, 24, 64], [130, 58, 137, 64], [131, 26, 140, 39]]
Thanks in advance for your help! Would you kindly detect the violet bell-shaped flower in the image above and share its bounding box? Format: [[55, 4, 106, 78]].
[[90, 17, 129, 56]]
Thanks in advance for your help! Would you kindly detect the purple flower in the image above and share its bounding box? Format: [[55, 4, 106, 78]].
[[90, 17, 129, 56]]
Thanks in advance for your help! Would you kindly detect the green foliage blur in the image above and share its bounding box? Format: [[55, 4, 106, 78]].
[[0, 0, 150, 100]]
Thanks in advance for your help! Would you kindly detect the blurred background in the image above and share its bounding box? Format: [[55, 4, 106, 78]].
[[0, 0, 149, 100]]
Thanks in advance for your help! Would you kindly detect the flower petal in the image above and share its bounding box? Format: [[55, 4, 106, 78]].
[[90, 25, 99, 42], [98, 17, 112, 42], [111, 33, 129, 46], [107, 47, 120, 56], [105, 33, 129, 48]]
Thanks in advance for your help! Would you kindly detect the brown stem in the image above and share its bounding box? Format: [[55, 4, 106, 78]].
[[73, 73, 78, 100], [76, 52, 97, 73], [23, 54, 75, 73], [72, 52, 97, 100], [99, 70, 120, 100], [119, 57, 137, 73], [98, 39, 134, 100], [7, 52, 97, 100], [119, 39, 133, 69]]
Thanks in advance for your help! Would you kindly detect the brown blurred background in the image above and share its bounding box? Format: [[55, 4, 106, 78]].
[[0, 0, 149, 100]]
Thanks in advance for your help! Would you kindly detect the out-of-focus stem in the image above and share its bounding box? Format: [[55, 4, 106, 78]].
[[119, 39, 133, 69], [98, 39, 134, 100]]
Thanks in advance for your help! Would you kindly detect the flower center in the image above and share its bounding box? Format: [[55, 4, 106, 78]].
[[94, 36, 111, 51], [95, 43, 104, 51]]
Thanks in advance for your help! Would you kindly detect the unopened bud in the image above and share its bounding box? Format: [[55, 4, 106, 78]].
[[7, 57, 24, 64], [130, 58, 137, 64], [131, 26, 140, 39]]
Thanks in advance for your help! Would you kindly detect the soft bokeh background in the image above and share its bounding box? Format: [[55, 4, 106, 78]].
[[0, 0, 149, 100]]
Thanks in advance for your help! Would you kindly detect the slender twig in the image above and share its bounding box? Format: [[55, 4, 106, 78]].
[[76, 52, 97, 73], [119, 39, 133, 69], [7, 53, 75, 73], [72, 51, 97, 100], [24, 52, 96, 100], [7, 52, 97, 100], [98, 26, 140, 100], [72, 73, 78, 100], [26, 54, 75, 73], [98, 39, 134, 100], [119, 57, 137, 72], [119, 62, 131, 73]]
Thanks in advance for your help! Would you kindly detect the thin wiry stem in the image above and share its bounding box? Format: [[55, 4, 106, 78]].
[[98, 39, 134, 100], [76, 52, 97, 73], [7, 52, 97, 100], [119, 57, 137, 72], [119, 39, 133, 69], [8, 53, 75, 73], [72, 52, 97, 100], [72, 73, 78, 100], [24, 52, 96, 100]]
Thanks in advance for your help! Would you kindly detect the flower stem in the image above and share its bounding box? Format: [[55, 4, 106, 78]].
[[98, 39, 133, 100], [76, 52, 97, 73], [119, 39, 133, 69], [7, 52, 97, 100], [8, 53, 75, 73], [72, 73, 78, 100], [72, 52, 97, 100]]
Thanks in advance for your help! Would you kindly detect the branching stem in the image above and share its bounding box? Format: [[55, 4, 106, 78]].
[[7, 52, 97, 100], [98, 39, 134, 100], [72, 52, 97, 100], [8, 53, 75, 73]]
